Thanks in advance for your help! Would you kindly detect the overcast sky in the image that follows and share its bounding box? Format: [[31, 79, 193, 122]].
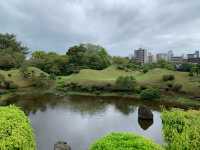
[[0, 0, 200, 56]]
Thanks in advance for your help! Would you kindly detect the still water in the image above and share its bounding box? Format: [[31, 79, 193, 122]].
[[2, 94, 165, 150]]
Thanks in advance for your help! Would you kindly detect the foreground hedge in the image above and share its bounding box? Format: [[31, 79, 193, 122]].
[[89, 132, 163, 150], [162, 109, 200, 150], [0, 106, 36, 150]]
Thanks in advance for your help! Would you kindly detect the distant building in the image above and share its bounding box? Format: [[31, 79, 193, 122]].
[[171, 56, 184, 64], [148, 52, 154, 63], [156, 53, 168, 61], [167, 50, 174, 61], [134, 48, 148, 64], [187, 51, 199, 59], [187, 58, 200, 64]]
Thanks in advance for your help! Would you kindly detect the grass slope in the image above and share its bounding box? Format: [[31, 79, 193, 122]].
[[57, 66, 200, 96], [58, 66, 139, 85], [0, 67, 49, 88]]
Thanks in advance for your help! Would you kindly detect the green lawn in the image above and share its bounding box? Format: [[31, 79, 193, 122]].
[[0, 67, 49, 88], [57, 66, 200, 96]]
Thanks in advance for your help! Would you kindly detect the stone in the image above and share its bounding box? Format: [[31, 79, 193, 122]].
[[54, 141, 71, 150], [138, 118, 153, 130], [138, 106, 153, 120]]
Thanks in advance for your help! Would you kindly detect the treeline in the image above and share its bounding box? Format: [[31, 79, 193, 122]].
[[1, 33, 200, 76]]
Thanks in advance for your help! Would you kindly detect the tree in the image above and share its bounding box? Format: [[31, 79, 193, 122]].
[[29, 51, 69, 75], [66, 43, 111, 72], [0, 33, 28, 70]]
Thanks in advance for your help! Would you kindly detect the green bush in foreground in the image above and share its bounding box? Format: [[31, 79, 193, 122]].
[[0, 106, 36, 150], [89, 132, 163, 150], [162, 109, 200, 150], [140, 88, 160, 100]]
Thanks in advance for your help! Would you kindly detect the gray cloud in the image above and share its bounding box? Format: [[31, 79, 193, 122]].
[[0, 0, 200, 56]]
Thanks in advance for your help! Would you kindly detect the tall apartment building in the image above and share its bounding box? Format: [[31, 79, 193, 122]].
[[134, 48, 148, 64]]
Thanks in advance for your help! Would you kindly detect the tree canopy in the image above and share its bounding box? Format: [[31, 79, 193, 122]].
[[0, 33, 28, 70], [66, 43, 111, 72]]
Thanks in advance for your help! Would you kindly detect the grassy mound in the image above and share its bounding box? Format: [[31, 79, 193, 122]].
[[58, 67, 200, 95], [89, 132, 163, 150], [162, 109, 200, 150], [0, 106, 36, 150], [57, 66, 138, 85], [0, 67, 49, 88]]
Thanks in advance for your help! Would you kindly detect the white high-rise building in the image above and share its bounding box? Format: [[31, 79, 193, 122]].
[[134, 48, 148, 64]]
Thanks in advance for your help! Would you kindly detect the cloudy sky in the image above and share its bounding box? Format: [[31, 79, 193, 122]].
[[0, 0, 200, 56]]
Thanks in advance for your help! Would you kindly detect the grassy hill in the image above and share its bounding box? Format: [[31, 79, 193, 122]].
[[0, 67, 49, 88], [57, 66, 200, 96]]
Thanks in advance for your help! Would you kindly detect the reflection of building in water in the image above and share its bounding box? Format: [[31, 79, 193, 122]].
[[138, 106, 154, 130]]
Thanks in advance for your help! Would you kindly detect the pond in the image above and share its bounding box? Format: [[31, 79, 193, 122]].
[[1, 94, 169, 150]]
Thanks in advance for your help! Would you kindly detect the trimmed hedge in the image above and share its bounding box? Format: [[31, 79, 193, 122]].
[[0, 106, 36, 150], [162, 109, 200, 150], [89, 132, 163, 150]]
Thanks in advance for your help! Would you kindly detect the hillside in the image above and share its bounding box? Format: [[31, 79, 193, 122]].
[[0, 67, 49, 88], [57, 66, 200, 96]]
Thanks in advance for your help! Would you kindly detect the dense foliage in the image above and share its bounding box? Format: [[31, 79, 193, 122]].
[[0, 33, 28, 70], [112, 56, 140, 71], [29, 51, 69, 75], [115, 76, 137, 91], [89, 132, 163, 150], [162, 109, 200, 150], [140, 88, 160, 100], [0, 106, 36, 150], [67, 43, 111, 73]]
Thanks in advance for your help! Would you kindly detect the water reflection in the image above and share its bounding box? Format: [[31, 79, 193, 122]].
[[1, 94, 164, 150], [138, 118, 154, 130]]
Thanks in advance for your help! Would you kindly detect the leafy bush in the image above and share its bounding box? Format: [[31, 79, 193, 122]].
[[162, 74, 175, 81], [143, 68, 149, 73], [0, 106, 36, 150], [172, 83, 182, 92], [140, 88, 160, 100], [162, 109, 200, 150], [89, 132, 163, 150], [115, 76, 137, 91], [188, 71, 193, 77]]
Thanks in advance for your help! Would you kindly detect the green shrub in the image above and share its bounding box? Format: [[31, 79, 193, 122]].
[[0, 106, 36, 150], [172, 83, 182, 92], [115, 76, 137, 91], [188, 71, 193, 77], [89, 132, 163, 150], [143, 68, 148, 73], [140, 88, 160, 100], [162, 109, 200, 150], [162, 74, 175, 81]]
